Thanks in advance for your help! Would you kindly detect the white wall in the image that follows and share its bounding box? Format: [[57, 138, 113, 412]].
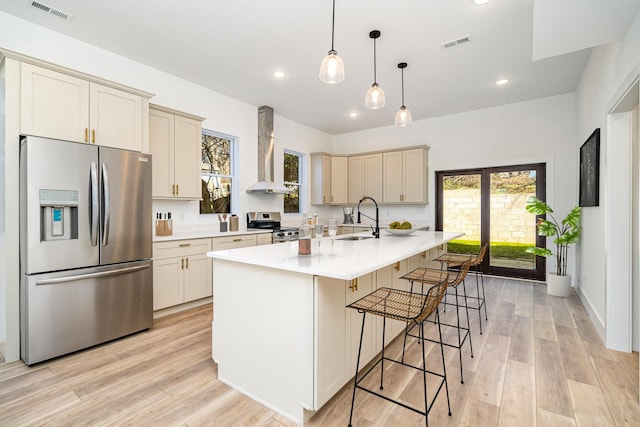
[[333, 93, 577, 252], [575, 11, 640, 344], [0, 11, 332, 356]]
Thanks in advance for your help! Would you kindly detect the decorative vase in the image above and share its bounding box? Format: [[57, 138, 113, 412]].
[[546, 273, 572, 297]]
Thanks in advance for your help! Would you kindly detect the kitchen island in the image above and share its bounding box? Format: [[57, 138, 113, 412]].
[[207, 230, 462, 425]]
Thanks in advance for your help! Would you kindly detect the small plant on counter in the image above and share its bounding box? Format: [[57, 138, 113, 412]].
[[525, 196, 581, 276]]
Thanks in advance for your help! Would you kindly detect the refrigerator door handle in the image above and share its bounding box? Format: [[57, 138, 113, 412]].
[[35, 264, 150, 285], [90, 162, 99, 247], [101, 163, 110, 246]]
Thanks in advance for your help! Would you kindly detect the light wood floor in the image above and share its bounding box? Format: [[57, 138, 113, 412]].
[[0, 276, 638, 426]]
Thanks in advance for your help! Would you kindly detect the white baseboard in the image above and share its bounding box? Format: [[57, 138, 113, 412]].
[[575, 286, 606, 343]]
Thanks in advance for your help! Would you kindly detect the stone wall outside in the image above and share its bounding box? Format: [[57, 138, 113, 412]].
[[443, 189, 536, 244]]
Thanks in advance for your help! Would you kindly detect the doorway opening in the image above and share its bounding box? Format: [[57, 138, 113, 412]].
[[436, 163, 546, 281]]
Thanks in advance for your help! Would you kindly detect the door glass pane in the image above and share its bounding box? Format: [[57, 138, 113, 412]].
[[489, 170, 537, 269], [442, 174, 481, 255]]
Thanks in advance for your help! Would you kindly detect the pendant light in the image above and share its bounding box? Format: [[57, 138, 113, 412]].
[[394, 62, 412, 126], [365, 30, 385, 109], [319, 0, 345, 84]]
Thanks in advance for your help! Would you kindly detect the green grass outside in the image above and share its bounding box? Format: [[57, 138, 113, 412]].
[[447, 239, 535, 262]]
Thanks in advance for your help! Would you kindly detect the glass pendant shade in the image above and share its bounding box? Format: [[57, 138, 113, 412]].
[[395, 106, 412, 126], [319, 50, 345, 84], [365, 83, 385, 109]]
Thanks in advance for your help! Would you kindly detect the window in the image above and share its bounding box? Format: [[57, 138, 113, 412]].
[[284, 150, 302, 213], [201, 130, 235, 214]]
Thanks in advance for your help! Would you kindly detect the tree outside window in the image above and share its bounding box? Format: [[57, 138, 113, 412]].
[[201, 131, 234, 214], [284, 151, 302, 213]]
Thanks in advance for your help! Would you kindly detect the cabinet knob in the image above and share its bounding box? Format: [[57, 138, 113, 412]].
[[186, 258, 189, 269], [91, 129, 96, 144], [394, 262, 400, 272], [172, 184, 175, 195], [181, 258, 184, 270], [84, 128, 89, 143], [179, 243, 191, 247], [421, 251, 427, 259], [176, 184, 179, 195]]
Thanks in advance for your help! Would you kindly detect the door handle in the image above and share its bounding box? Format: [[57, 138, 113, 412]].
[[90, 162, 99, 247], [35, 264, 150, 285], [101, 163, 110, 246]]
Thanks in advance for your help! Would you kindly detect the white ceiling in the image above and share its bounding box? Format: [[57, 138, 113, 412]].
[[1, 0, 639, 135]]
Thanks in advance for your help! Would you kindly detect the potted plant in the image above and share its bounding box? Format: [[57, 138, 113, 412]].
[[525, 196, 581, 297]]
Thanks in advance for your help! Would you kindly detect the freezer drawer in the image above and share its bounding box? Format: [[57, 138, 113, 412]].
[[21, 260, 153, 365]]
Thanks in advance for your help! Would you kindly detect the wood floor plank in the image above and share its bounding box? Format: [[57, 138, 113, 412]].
[[556, 325, 599, 386], [590, 356, 640, 426], [567, 379, 616, 427], [498, 359, 535, 427], [548, 297, 577, 328], [467, 353, 506, 407], [534, 319, 558, 341], [612, 350, 639, 397], [457, 397, 500, 426], [537, 408, 576, 427], [508, 316, 534, 365], [0, 390, 80, 426], [535, 337, 574, 418]]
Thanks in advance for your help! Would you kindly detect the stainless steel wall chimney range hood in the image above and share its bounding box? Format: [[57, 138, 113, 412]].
[[246, 105, 292, 194]]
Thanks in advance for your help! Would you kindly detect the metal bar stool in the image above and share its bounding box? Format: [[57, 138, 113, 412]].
[[402, 261, 474, 384], [347, 270, 451, 427], [435, 243, 488, 334]]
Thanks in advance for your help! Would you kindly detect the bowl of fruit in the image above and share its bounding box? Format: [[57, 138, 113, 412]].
[[384, 221, 416, 236]]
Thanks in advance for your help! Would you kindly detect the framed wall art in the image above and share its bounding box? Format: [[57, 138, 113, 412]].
[[579, 128, 600, 207]]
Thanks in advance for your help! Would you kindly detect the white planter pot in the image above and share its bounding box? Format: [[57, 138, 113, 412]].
[[546, 273, 572, 297]]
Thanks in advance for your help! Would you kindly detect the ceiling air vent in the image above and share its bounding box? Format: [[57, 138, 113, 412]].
[[442, 35, 471, 49], [28, 0, 74, 21]]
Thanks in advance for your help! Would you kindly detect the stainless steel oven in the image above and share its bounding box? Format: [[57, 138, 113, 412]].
[[246, 212, 299, 243]]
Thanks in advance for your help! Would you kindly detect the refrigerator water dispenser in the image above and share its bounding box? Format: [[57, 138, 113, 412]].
[[40, 189, 78, 241]]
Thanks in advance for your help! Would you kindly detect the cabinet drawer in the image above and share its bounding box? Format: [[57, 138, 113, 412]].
[[153, 238, 212, 259], [212, 234, 257, 250]]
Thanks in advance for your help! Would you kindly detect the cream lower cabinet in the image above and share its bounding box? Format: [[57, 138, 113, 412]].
[[315, 272, 376, 408], [211, 234, 258, 250], [152, 238, 212, 310], [20, 62, 147, 151], [149, 105, 204, 199], [257, 233, 272, 245]]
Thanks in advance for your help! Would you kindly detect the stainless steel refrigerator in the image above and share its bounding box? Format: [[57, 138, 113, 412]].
[[19, 135, 153, 365]]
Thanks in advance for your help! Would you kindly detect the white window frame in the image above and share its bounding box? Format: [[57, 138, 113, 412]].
[[201, 129, 238, 215]]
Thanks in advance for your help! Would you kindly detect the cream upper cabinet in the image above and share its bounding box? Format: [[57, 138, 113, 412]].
[[311, 153, 332, 205], [349, 153, 382, 204], [330, 156, 348, 205], [89, 83, 143, 151], [20, 63, 146, 151], [149, 105, 204, 200], [382, 148, 427, 204], [348, 155, 365, 204]]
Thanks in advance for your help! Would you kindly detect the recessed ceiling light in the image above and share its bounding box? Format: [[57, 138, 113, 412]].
[[496, 79, 509, 86], [272, 71, 286, 79], [473, 0, 492, 5], [349, 112, 358, 118]]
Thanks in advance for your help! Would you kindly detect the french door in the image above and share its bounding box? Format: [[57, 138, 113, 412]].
[[435, 163, 546, 280]]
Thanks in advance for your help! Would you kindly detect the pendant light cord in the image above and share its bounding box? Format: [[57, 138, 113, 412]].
[[373, 37, 377, 84], [401, 67, 405, 107], [331, 0, 336, 51]]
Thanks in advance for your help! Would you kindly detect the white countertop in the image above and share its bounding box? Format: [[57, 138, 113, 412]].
[[207, 230, 462, 280], [153, 228, 271, 242]]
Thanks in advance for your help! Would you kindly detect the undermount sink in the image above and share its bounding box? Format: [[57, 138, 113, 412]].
[[336, 235, 375, 241]]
